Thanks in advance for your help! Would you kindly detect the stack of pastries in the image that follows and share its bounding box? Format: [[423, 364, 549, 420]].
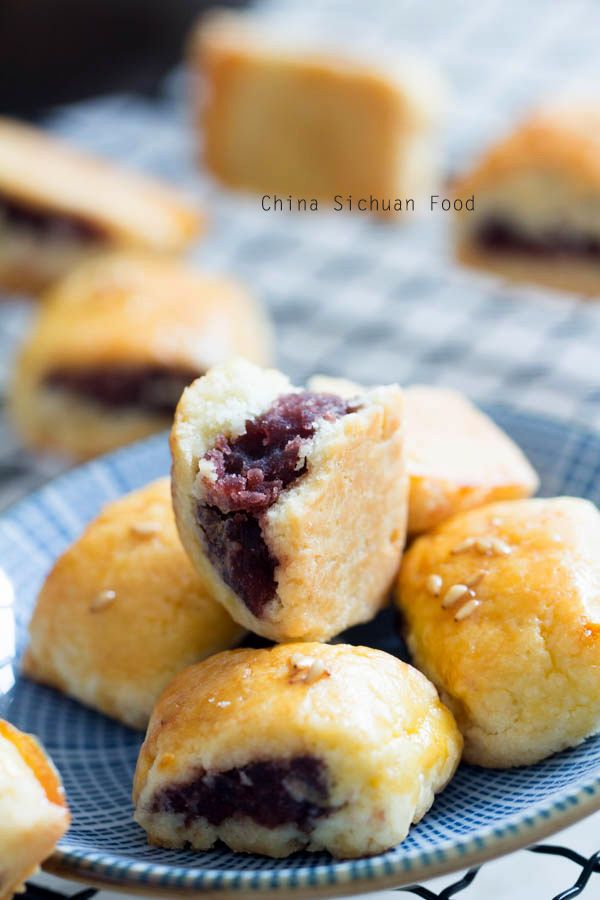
[[16, 357, 600, 867]]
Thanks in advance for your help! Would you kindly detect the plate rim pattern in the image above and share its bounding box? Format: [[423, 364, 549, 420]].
[[2, 405, 600, 895]]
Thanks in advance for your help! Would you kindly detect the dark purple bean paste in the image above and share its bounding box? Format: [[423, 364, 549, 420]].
[[0, 193, 107, 243], [152, 756, 331, 831], [44, 364, 201, 415], [476, 217, 600, 260], [196, 391, 355, 617]]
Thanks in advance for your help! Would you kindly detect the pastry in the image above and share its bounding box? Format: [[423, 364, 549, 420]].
[[190, 10, 444, 218], [310, 378, 538, 535], [0, 116, 202, 295], [133, 643, 461, 858], [453, 103, 600, 296], [23, 478, 245, 730], [170, 358, 408, 642], [396, 497, 600, 767], [0, 719, 69, 899], [10, 252, 272, 459], [403, 385, 538, 534]]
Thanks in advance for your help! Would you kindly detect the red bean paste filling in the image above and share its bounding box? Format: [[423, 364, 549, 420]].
[[151, 756, 331, 831], [196, 392, 355, 618], [0, 193, 107, 243], [476, 217, 600, 260], [44, 364, 201, 415]]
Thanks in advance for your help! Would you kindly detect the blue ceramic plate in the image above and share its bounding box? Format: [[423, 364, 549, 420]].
[[1, 406, 600, 897]]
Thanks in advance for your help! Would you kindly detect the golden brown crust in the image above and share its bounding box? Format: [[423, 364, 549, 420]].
[[0, 721, 67, 811], [133, 643, 461, 858], [310, 378, 539, 535], [452, 104, 600, 297], [171, 359, 408, 642], [0, 721, 70, 900], [404, 385, 539, 534], [396, 497, 600, 767], [0, 117, 202, 250], [453, 105, 600, 197], [23, 478, 245, 729], [9, 252, 273, 459], [189, 11, 442, 218], [15, 251, 273, 370]]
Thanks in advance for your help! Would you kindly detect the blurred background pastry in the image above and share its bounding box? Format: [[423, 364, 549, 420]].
[[10, 252, 272, 459], [453, 102, 600, 296], [133, 643, 461, 858], [23, 478, 245, 729], [171, 358, 407, 642], [0, 118, 202, 296], [190, 9, 445, 218], [0, 719, 69, 899], [397, 497, 600, 767]]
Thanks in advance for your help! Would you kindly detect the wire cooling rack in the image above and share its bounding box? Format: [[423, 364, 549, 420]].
[[1, 0, 600, 897]]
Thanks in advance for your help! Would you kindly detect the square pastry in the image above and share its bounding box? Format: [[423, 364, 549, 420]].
[[0, 117, 202, 295], [453, 103, 600, 296], [171, 358, 408, 642], [190, 11, 444, 217]]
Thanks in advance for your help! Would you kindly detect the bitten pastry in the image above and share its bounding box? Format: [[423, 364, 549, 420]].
[[190, 11, 444, 217], [10, 252, 272, 459], [0, 719, 69, 899], [0, 117, 201, 295], [396, 497, 600, 767], [23, 478, 245, 729], [133, 643, 461, 858], [309, 378, 538, 535], [171, 358, 408, 642], [453, 103, 600, 296]]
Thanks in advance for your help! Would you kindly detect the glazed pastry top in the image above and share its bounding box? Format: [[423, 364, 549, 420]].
[[0, 117, 201, 250], [23, 478, 245, 729], [133, 642, 461, 804], [397, 497, 600, 766], [15, 253, 272, 378], [453, 103, 600, 197]]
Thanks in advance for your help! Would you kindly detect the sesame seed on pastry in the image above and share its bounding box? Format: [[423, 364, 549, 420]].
[[396, 497, 600, 767], [133, 643, 461, 858]]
